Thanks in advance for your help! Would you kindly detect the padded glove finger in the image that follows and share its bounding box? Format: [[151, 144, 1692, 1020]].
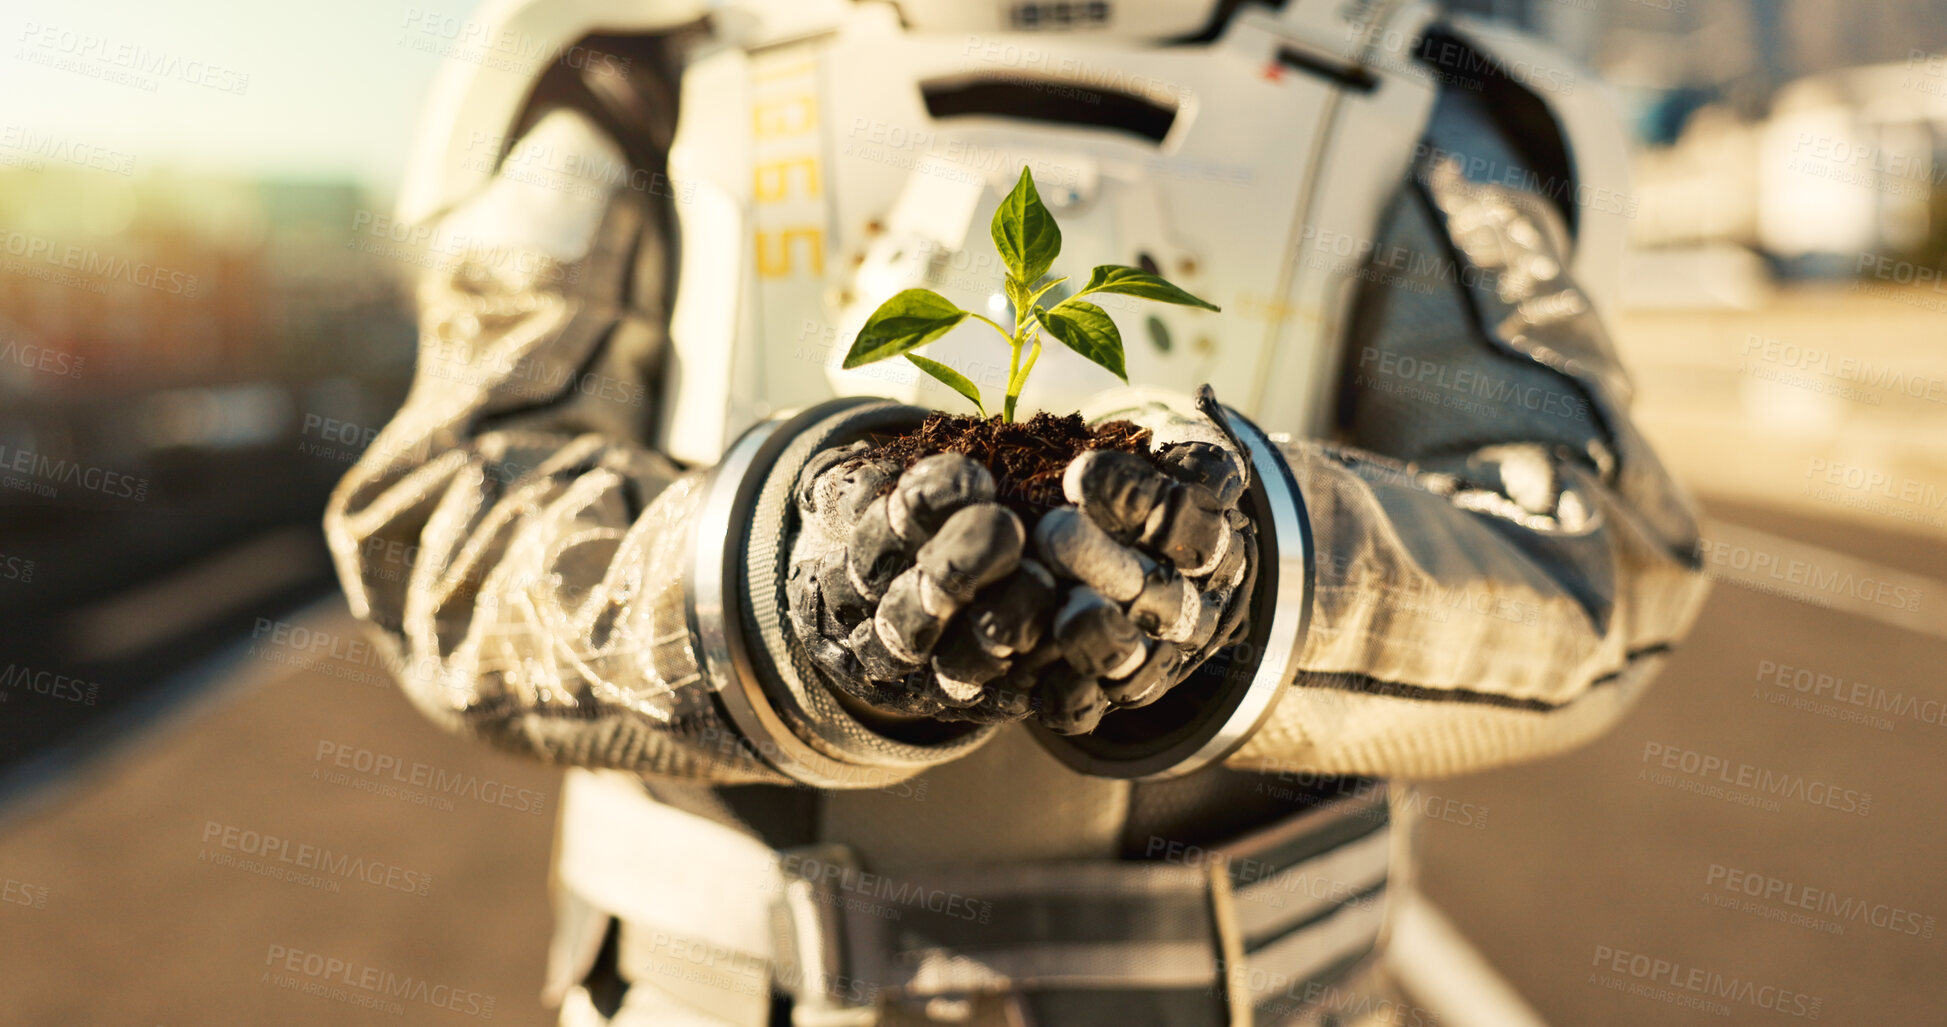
[[1176, 590, 1225, 653], [849, 617, 923, 682], [939, 671, 1038, 724], [786, 558, 867, 687], [1200, 521, 1249, 589], [817, 549, 873, 635], [887, 453, 995, 545], [985, 642, 1062, 713], [1052, 586, 1148, 679], [1155, 441, 1246, 509], [1099, 643, 1180, 709], [916, 504, 1024, 603], [846, 496, 910, 601], [805, 631, 869, 694], [931, 623, 1010, 706], [786, 550, 820, 637], [1125, 564, 1201, 644], [1034, 508, 1144, 602], [1039, 665, 1110, 736], [796, 445, 852, 514], [874, 566, 961, 664], [797, 443, 892, 518], [1062, 450, 1175, 538], [964, 560, 1058, 657], [1142, 484, 1231, 577]]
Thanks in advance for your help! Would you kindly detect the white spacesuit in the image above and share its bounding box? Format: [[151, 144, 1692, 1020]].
[[326, 1, 1709, 1023]]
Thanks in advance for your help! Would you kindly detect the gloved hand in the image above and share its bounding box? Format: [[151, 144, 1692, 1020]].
[[786, 426, 1256, 736]]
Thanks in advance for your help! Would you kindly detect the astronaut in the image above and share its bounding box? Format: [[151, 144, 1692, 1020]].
[[326, 1, 1710, 1024]]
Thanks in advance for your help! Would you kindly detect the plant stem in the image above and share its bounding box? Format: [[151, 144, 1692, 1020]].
[[1012, 336, 1042, 409], [1003, 334, 1024, 423]]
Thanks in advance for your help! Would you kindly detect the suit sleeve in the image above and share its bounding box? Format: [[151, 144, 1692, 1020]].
[[324, 103, 790, 784], [1226, 80, 1710, 780]]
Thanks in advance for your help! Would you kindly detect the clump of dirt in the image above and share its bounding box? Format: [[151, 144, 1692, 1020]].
[[863, 412, 1156, 519]]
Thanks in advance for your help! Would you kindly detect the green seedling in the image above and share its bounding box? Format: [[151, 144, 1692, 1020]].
[[842, 166, 1219, 422]]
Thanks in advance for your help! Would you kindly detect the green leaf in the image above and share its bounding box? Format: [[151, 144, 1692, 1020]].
[[1025, 275, 1069, 309], [1035, 301, 1127, 383], [905, 353, 984, 416], [1078, 265, 1220, 311], [843, 289, 969, 369], [991, 167, 1061, 285]]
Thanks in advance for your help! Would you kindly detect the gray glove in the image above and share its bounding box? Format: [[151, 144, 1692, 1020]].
[[1028, 442, 1255, 731], [786, 430, 1256, 735]]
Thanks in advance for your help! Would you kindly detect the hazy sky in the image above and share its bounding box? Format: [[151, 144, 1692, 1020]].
[[1, 0, 486, 194], [13, 0, 1947, 196]]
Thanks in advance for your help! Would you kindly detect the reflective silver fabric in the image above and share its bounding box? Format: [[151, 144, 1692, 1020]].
[[1229, 144, 1710, 778], [325, 109, 786, 783]]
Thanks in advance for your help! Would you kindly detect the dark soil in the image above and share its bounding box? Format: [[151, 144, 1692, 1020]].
[[865, 412, 1157, 519]]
